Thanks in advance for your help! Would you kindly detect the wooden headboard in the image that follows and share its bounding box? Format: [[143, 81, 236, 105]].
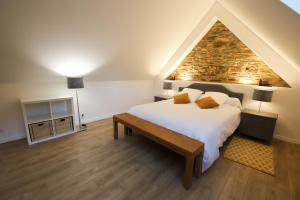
[[179, 83, 244, 103]]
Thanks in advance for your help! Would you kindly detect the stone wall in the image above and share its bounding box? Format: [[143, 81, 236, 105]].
[[167, 21, 290, 87]]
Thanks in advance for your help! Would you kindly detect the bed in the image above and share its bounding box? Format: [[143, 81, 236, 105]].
[[128, 83, 244, 172]]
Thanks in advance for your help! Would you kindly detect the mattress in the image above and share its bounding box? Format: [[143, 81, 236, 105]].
[[128, 99, 241, 171]]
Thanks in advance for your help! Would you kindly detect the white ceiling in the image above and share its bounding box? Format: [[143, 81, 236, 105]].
[[0, 0, 299, 83]]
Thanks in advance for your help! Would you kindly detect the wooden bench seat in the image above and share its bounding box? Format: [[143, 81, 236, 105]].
[[113, 113, 204, 189]]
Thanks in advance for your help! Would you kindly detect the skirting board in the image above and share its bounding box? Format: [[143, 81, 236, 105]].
[[274, 134, 300, 145], [0, 134, 26, 144], [83, 110, 128, 124]]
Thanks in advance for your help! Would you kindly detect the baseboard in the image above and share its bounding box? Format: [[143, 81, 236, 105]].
[[274, 134, 300, 145], [83, 110, 127, 124], [0, 134, 26, 144]]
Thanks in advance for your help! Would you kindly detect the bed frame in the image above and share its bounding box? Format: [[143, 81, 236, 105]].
[[113, 83, 243, 189], [179, 83, 244, 103]]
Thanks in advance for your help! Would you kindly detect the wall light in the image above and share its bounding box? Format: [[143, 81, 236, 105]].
[[50, 56, 99, 77], [179, 73, 193, 81], [36, 50, 101, 77], [238, 77, 257, 85]]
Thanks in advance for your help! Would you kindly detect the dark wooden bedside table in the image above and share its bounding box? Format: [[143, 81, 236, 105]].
[[154, 95, 172, 102], [238, 109, 278, 142]]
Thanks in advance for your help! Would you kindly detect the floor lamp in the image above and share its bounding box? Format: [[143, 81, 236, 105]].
[[67, 77, 86, 131]]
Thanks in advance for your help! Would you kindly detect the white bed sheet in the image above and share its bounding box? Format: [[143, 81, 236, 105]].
[[128, 99, 241, 172]]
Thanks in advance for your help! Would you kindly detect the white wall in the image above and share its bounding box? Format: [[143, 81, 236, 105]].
[[0, 80, 154, 144]]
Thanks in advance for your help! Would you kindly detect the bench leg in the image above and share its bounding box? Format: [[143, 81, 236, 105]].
[[183, 155, 194, 190], [113, 119, 118, 139], [128, 128, 133, 136], [194, 151, 203, 178], [124, 126, 129, 136]]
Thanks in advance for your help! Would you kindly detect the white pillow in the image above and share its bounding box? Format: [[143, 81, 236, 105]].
[[181, 88, 203, 102], [224, 97, 242, 109], [199, 92, 229, 105]]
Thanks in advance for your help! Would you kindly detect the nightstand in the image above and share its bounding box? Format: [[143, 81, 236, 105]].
[[154, 95, 172, 102], [238, 109, 278, 142]]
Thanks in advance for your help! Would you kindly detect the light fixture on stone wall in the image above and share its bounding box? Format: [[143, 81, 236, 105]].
[[259, 79, 271, 87], [179, 73, 192, 81], [238, 77, 256, 85]]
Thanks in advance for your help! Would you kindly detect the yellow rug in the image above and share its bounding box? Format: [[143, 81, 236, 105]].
[[224, 137, 275, 175]]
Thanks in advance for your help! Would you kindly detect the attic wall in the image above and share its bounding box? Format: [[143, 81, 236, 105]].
[[167, 21, 289, 87]]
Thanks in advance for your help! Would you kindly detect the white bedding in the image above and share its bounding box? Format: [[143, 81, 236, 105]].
[[128, 99, 241, 172]]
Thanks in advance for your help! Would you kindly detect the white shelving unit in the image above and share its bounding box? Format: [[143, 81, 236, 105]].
[[21, 96, 76, 145]]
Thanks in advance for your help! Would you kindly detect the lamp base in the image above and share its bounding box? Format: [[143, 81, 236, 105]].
[[258, 101, 263, 112], [77, 124, 87, 132]]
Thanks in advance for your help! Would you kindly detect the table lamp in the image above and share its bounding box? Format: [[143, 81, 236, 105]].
[[163, 81, 173, 97], [252, 88, 273, 112]]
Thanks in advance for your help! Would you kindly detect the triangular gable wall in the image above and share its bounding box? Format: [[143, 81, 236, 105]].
[[166, 21, 290, 87]]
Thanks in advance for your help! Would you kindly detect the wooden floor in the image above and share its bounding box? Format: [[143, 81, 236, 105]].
[[0, 118, 299, 200]]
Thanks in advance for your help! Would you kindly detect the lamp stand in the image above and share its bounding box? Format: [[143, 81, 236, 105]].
[[167, 90, 171, 97], [75, 90, 86, 131], [258, 101, 263, 112]]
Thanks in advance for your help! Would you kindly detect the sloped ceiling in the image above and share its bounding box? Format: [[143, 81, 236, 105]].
[[167, 21, 290, 87], [0, 0, 215, 83], [0, 0, 299, 83]]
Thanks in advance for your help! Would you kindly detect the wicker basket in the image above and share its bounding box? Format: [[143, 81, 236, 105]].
[[54, 117, 74, 135], [29, 121, 53, 141]]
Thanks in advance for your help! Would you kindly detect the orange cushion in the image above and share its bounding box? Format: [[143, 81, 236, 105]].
[[195, 96, 219, 109], [173, 93, 191, 104]]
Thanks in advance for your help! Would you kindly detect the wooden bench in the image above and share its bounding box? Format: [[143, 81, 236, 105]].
[[113, 113, 204, 189]]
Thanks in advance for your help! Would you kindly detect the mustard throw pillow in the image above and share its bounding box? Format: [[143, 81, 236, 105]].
[[195, 96, 219, 109], [173, 93, 191, 104]]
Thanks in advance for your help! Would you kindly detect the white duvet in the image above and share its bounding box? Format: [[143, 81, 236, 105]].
[[128, 99, 241, 172]]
